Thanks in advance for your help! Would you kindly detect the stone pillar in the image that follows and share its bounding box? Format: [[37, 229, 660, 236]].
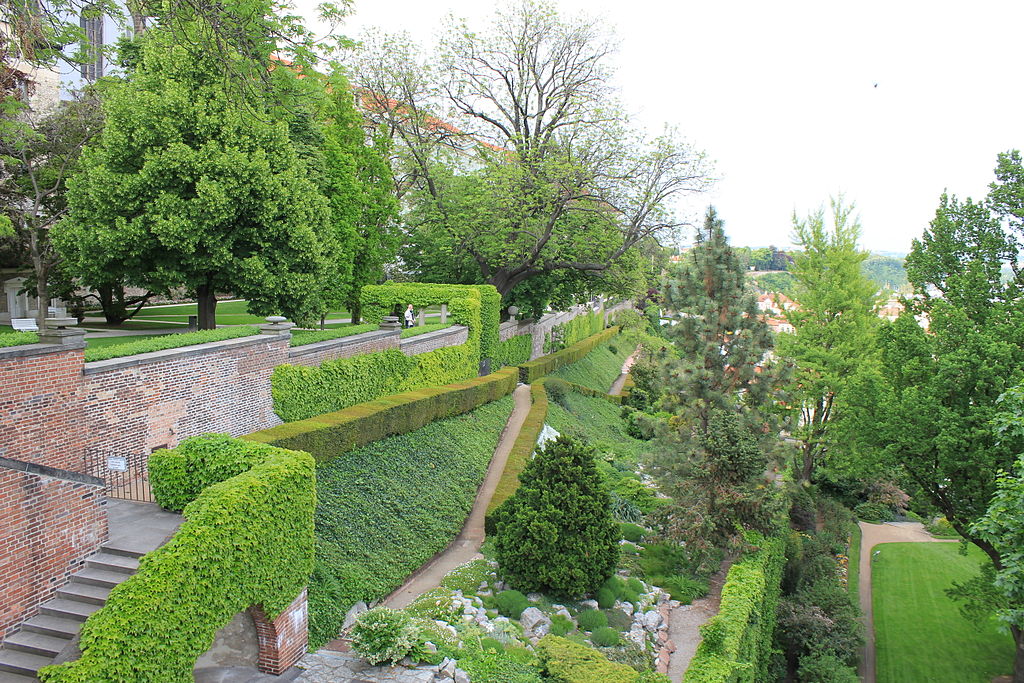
[[37, 317, 86, 349], [260, 316, 295, 337], [418, 309, 425, 326], [251, 590, 308, 675], [440, 304, 447, 324], [379, 316, 401, 332]]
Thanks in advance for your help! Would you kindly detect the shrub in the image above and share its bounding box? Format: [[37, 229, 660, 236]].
[[460, 650, 544, 683], [248, 367, 518, 463], [638, 543, 688, 578], [306, 398, 513, 649], [650, 575, 708, 604], [0, 331, 38, 348], [407, 588, 463, 623], [441, 559, 495, 594], [551, 614, 575, 636], [620, 590, 640, 606], [545, 377, 572, 407], [620, 523, 646, 543], [607, 344, 619, 355], [853, 501, 892, 523], [596, 587, 617, 609], [536, 635, 639, 682], [349, 608, 419, 665], [40, 436, 315, 683], [577, 609, 608, 631], [796, 653, 860, 682], [495, 590, 530, 619], [290, 323, 376, 346], [491, 436, 619, 597], [625, 578, 645, 594], [83, 326, 259, 362], [591, 626, 620, 647]]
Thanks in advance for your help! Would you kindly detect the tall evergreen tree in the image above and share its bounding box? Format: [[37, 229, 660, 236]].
[[778, 198, 879, 483]]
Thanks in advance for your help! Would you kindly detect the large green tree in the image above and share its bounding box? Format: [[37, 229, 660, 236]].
[[778, 198, 879, 483], [55, 16, 341, 329], [350, 2, 710, 309]]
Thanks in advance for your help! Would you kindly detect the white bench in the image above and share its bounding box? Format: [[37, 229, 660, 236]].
[[11, 318, 38, 332]]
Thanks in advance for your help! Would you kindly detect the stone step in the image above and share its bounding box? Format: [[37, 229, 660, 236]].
[[3, 631, 68, 658], [40, 599, 101, 623], [19, 615, 81, 640], [0, 669, 35, 682], [56, 582, 111, 607], [100, 541, 148, 560], [70, 567, 126, 589], [0, 649, 50, 676], [85, 551, 139, 575]]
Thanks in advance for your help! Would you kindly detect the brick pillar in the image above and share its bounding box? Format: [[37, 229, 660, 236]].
[[251, 589, 308, 675]]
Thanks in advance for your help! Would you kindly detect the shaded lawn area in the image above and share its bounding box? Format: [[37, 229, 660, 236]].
[[81, 319, 187, 331], [873, 542, 1013, 683], [130, 300, 350, 326]]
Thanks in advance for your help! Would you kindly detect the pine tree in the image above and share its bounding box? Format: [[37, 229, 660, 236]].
[[491, 435, 619, 597]]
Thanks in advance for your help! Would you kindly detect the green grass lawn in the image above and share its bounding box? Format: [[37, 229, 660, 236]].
[[129, 300, 351, 326], [873, 542, 1013, 683]]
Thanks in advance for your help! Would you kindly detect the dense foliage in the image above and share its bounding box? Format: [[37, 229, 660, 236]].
[[492, 435, 619, 596], [82, 326, 259, 362], [0, 331, 39, 348], [41, 435, 315, 682], [537, 635, 664, 682], [308, 397, 513, 648], [495, 333, 533, 367]]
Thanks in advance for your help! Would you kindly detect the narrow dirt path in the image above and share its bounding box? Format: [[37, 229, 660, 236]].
[[609, 345, 640, 395], [381, 384, 533, 609], [858, 521, 957, 683], [667, 563, 731, 682]]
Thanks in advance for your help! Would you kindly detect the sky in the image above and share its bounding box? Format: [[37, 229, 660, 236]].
[[294, 0, 1024, 253]]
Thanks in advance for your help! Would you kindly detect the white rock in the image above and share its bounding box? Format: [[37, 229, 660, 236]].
[[527, 592, 543, 603], [626, 624, 647, 648], [616, 600, 635, 617], [440, 658, 457, 679], [642, 610, 662, 632], [454, 668, 470, 683], [520, 607, 552, 638], [580, 599, 599, 610], [341, 601, 368, 630]]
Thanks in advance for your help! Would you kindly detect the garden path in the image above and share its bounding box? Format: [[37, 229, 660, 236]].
[[380, 383, 534, 610], [665, 562, 731, 682], [609, 345, 640, 395], [858, 521, 957, 683]]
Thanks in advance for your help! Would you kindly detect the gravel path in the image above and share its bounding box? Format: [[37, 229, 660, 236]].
[[857, 521, 957, 683], [666, 564, 731, 682], [609, 345, 640, 395]]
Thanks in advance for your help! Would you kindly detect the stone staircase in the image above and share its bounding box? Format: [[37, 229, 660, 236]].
[[0, 500, 181, 681]]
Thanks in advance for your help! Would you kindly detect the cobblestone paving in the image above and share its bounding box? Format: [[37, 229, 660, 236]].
[[297, 652, 442, 683]]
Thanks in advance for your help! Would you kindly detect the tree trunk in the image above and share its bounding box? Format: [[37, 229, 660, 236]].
[[349, 299, 361, 325], [800, 443, 814, 484], [34, 264, 48, 331], [1012, 625, 1024, 683], [196, 282, 217, 330]]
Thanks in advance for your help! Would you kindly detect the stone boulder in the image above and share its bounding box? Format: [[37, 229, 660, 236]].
[[520, 607, 552, 638]]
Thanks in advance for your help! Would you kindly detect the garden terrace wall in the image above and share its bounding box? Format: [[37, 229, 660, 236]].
[[399, 324, 468, 356], [287, 329, 398, 367], [245, 367, 519, 463], [80, 333, 290, 479], [0, 459, 107, 639]]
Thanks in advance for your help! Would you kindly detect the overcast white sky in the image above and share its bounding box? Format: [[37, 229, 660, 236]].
[[295, 0, 1023, 253]]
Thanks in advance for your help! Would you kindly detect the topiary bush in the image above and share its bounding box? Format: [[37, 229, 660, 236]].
[[495, 590, 531, 619], [491, 435, 619, 597], [576, 609, 608, 631], [84, 326, 260, 362], [591, 626, 621, 647], [349, 607, 419, 665]]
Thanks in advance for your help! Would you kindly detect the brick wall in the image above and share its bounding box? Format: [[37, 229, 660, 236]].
[[399, 325, 469, 356], [0, 344, 87, 472], [0, 466, 107, 639], [287, 330, 399, 368], [80, 334, 289, 479], [251, 590, 308, 675]]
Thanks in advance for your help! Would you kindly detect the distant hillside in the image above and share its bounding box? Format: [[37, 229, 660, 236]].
[[861, 254, 908, 290]]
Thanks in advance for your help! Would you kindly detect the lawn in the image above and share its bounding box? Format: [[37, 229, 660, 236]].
[[873, 542, 1014, 683], [128, 300, 350, 326]]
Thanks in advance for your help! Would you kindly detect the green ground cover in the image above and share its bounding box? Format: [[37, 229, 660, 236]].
[[873, 542, 1013, 683], [83, 327, 259, 362], [848, 522, 861, 605], [309, 396, 515, 649], [550, 338, 628, 393], [545, 391, 646, 466], [290, 324, 376, 347], [400, 322, 453, 339], [84, 334, 164, 351]]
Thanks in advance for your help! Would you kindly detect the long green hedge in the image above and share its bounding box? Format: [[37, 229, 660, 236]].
[[83, 326, 260, 362], [41, 435, 315, 683], [0, 331, 39, 348], [519, 326, 619, 383], [290, 324, 377, 346], [496, 333, 532, 367], [485, 380, 548, 534], [551, 338, 628, 393], [684, 533, 785, 683], [249, 367, 519, 463], [309, 397, 514, 649]]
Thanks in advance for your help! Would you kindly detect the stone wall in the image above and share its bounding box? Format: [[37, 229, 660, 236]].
[[399, 325, 469, 356], [0, 462, 107, 639], [287, 330, 399, 368], [80, 334, 289, 479]]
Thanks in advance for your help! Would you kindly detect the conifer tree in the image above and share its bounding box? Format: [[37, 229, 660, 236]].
[[491, 435, 619, 597]]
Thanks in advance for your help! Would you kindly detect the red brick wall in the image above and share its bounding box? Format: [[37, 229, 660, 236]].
[[287, 331, 399, 367], [0, 468, 107, 639], [80, 335, 288, 478], [0, 346, 86, 472], [251, 590, 308, 675]]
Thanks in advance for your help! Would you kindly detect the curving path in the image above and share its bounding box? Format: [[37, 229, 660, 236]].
[[609, 346, 640, 396], [857, 521, 957, 682], [381, 383, 533, 610]]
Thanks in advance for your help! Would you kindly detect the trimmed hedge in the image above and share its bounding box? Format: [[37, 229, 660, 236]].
[[536, 635, 648, 682], [562, 310, 605, 347], [485, 380, 548, 534], [248, 367, 519, 463], [496, 333, 532, 367], [290, 324, 377, 346], [40, 435, 315, 682], [83, 326, 260, 362], [551, 339, 628, 393], [683, 533, 786, 683], [553, 377, 624, 405], [520, 327, 619, 383], [308, 397, 514, 648], [400, 322, 453, 338], [0, 331, 39, 348]]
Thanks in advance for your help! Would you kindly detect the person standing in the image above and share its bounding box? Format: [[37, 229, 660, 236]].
[[404, 303, 415, 328]]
